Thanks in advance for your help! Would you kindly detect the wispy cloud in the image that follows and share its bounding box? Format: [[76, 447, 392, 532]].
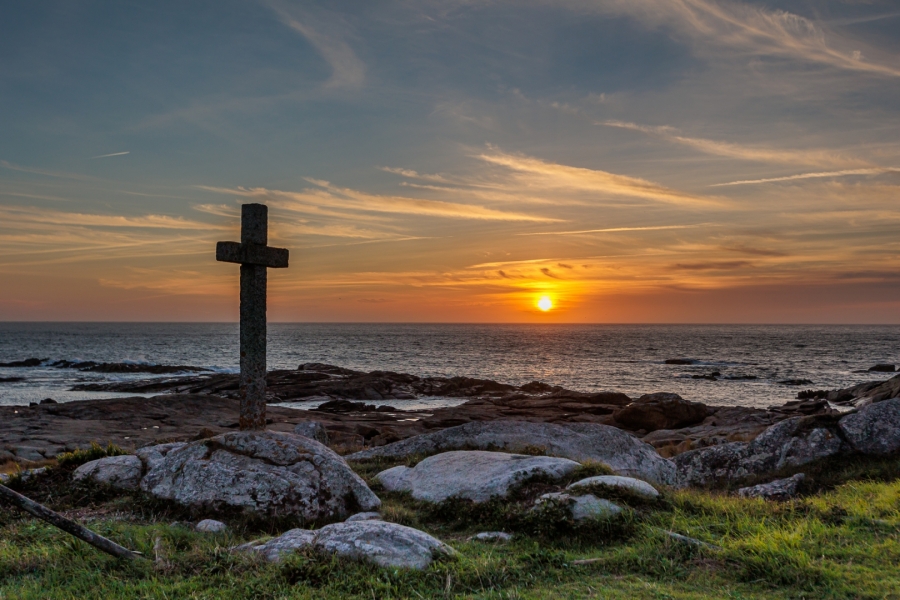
[[720, 245, 786, 257], [0, 205, 222, 230], [602, 121, 868, 168], [381, 167, 450, 183], [0, 205, 217, 269], [0, 191, 71, 202], [89, 151, 130, 159], [470, 257, 560, 269], [0, 160, 100, 181], [476, 149, 723, 207], [519, 224, 707, 236], [267, 2, 365, 89], [589, 0, 900, 77], [99, 269, 232, 296], [674, 260, 753, 270], [468, 253, 666, 269], [199, 180, 556, 221], [711, 168, 900, 186]]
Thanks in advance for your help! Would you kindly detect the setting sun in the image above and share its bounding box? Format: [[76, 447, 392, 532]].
[[537, 296, 553, 311]]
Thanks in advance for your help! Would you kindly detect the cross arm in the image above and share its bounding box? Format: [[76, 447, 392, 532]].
[[216, 241, 289, 268]]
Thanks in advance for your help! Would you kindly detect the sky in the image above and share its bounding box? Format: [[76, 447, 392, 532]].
[[1, 0, 899, 323]]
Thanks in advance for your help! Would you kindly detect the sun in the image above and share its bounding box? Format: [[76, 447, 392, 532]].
[[537, 296, 553, 311]]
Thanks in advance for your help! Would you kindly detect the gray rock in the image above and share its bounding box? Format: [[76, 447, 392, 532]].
[[237, 522, 453, 570], [615, 392, 710, 432], [0, 467, 47, 484], [749, 417, 845, 468], [41, 446, 66, 459], [827, 373, 900, 404], [566, 475, 659, 499], [140, 431, 380, 521], [73, 455, 143, 490], [672, 442, 746, 488], [674, 416, 844, 487], [135, 442, 187, 471], [12, 446, 46, 462], [839, 398, 900, 455], [348, 420, 676, 486], [374, 465, 413, 492], [345, 512, 382, 522], [469, 531, 512, 542], [293, 421, 329, 445], [398, 451, 580, 503], [537, 493, 622, 520], [737, 473, 805, 501], [237, 528, 317, 562], [314, 521, 455, 570], [854, 397, 875, 409], [195, 519, 228, 533]]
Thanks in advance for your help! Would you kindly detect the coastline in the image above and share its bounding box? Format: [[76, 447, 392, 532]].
[[5, 362, 895, 468]]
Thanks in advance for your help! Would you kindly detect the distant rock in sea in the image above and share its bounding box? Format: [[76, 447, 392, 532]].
[[0, 357, 209, 374], [665, 358, 696, 365], [0, 358, 45, 367]]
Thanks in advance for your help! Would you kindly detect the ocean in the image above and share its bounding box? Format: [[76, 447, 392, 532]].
[[1, 323, 898, 409]]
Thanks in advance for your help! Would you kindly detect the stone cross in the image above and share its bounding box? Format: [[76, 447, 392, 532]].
[[216, 204, 289, 430]]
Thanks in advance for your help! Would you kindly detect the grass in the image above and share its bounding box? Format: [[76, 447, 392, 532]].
[[1, 454, 899, 599]]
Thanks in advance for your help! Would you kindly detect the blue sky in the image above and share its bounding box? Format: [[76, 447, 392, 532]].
[[2, 0, 899, 322]]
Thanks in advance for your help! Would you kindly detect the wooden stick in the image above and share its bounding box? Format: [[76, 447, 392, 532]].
[[0, 483, 142, 560], [652, 527, 721, 550]]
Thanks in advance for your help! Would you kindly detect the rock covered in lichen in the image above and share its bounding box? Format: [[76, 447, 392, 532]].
[[140, 431, 380, 521]]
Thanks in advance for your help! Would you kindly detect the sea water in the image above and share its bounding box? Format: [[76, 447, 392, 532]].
[[0, 322, 898, 408]]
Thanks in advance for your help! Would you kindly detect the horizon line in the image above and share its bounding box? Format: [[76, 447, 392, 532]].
[[1, 321, 899, 326]]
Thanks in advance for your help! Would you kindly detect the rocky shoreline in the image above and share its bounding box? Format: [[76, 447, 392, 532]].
[[2, 363, 898, 577], [4, 362, 897, 467]]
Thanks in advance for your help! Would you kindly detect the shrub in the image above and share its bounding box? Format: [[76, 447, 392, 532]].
[[56, 442, 128, 469]]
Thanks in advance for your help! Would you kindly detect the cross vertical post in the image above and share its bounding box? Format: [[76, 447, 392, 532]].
[[216, 203, 289, 431], [239, 204, 268, 430]]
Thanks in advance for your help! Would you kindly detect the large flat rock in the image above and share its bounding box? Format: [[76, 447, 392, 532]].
[[140, 431, 380, 520], [350, 421, 676, 486], [315, 521, 455, 570], [238, 521, 454, 570], [377, 450, 581, 503]]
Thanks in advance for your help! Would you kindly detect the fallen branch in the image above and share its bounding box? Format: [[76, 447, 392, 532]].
[[653, 527, 721, 550], [573, 529, 720, 566], [0, 483, 142, 560]]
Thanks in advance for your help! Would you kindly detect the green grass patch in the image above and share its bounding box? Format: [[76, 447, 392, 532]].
[[1, 454, 899, 598]]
